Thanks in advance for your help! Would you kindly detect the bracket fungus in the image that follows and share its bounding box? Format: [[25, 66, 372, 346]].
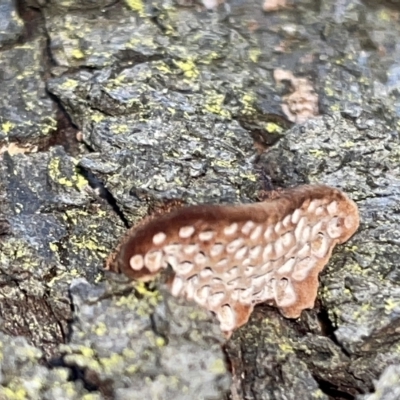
[[107, 185, 359, 337]]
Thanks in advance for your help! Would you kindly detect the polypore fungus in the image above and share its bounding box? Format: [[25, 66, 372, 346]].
[[107, 185, 359, 336]]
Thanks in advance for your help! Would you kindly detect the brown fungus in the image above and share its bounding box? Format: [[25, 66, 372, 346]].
[[106, 185, 359, 337]]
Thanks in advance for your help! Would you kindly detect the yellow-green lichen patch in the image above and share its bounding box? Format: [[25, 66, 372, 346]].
[[115, 291, 140, 309], [63, 353, 102, 373], [122, 348, 136, 358], [199, 51, 221, 65], [154, 61, 173, 75], [240, 92, 257, 116], [44, 268, 79, 288], [114, 286, 160, 317], [64, 209, 89, 225], [173, 58, 199, 80], [1, 121, 15, 135], [0, 238, 40, 271], [278, 342, 294, 354], [49, 242, 58, 252], [126, 35, 158, 53], [311, 389, 328, 399], [68, 234, 109, 260], [59, 205, 124, 277], [109, 123, 130, 135], [329, 103, 341, 112], [384, 298, 400, 314], [81, 394, 102, 400], [351, 303, 376, 323], [124, 0, 145, 16], [340, 140, 355, 148], [40, 116, 57, 136], [308, 148, 325, 158], [203, 91, 231, 118], [90, 113, 105, 123], [124, 364, 138, 374], [248, 48, 261, 63], [71, 48, 85, 60], [59, 78, 79, 91], [208, 359, 226, 374], [99, 353, 125, 374], [187, 309, 210, 321], [69, 235, 107, 252], [264, 122, 284, 134], [377, 9, 391, 22], [134, 281, 162, 305], [93, 322, 107, 337], [324, 86, 335, 97], [48, 157, 88, 191], [0, 386, 28, 400]]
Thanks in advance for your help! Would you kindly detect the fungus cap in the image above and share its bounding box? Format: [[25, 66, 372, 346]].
[[107, 185, 359, 337]]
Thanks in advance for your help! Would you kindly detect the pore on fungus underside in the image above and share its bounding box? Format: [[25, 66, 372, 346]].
[[106, 185, 359, 337]]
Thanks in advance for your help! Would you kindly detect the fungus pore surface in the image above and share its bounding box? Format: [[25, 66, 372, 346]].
[[107, 185, 359, 336]]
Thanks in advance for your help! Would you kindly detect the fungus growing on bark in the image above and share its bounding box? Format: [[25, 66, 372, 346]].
[[273, 69, 319, 124], [107, 185, 359, 336]]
